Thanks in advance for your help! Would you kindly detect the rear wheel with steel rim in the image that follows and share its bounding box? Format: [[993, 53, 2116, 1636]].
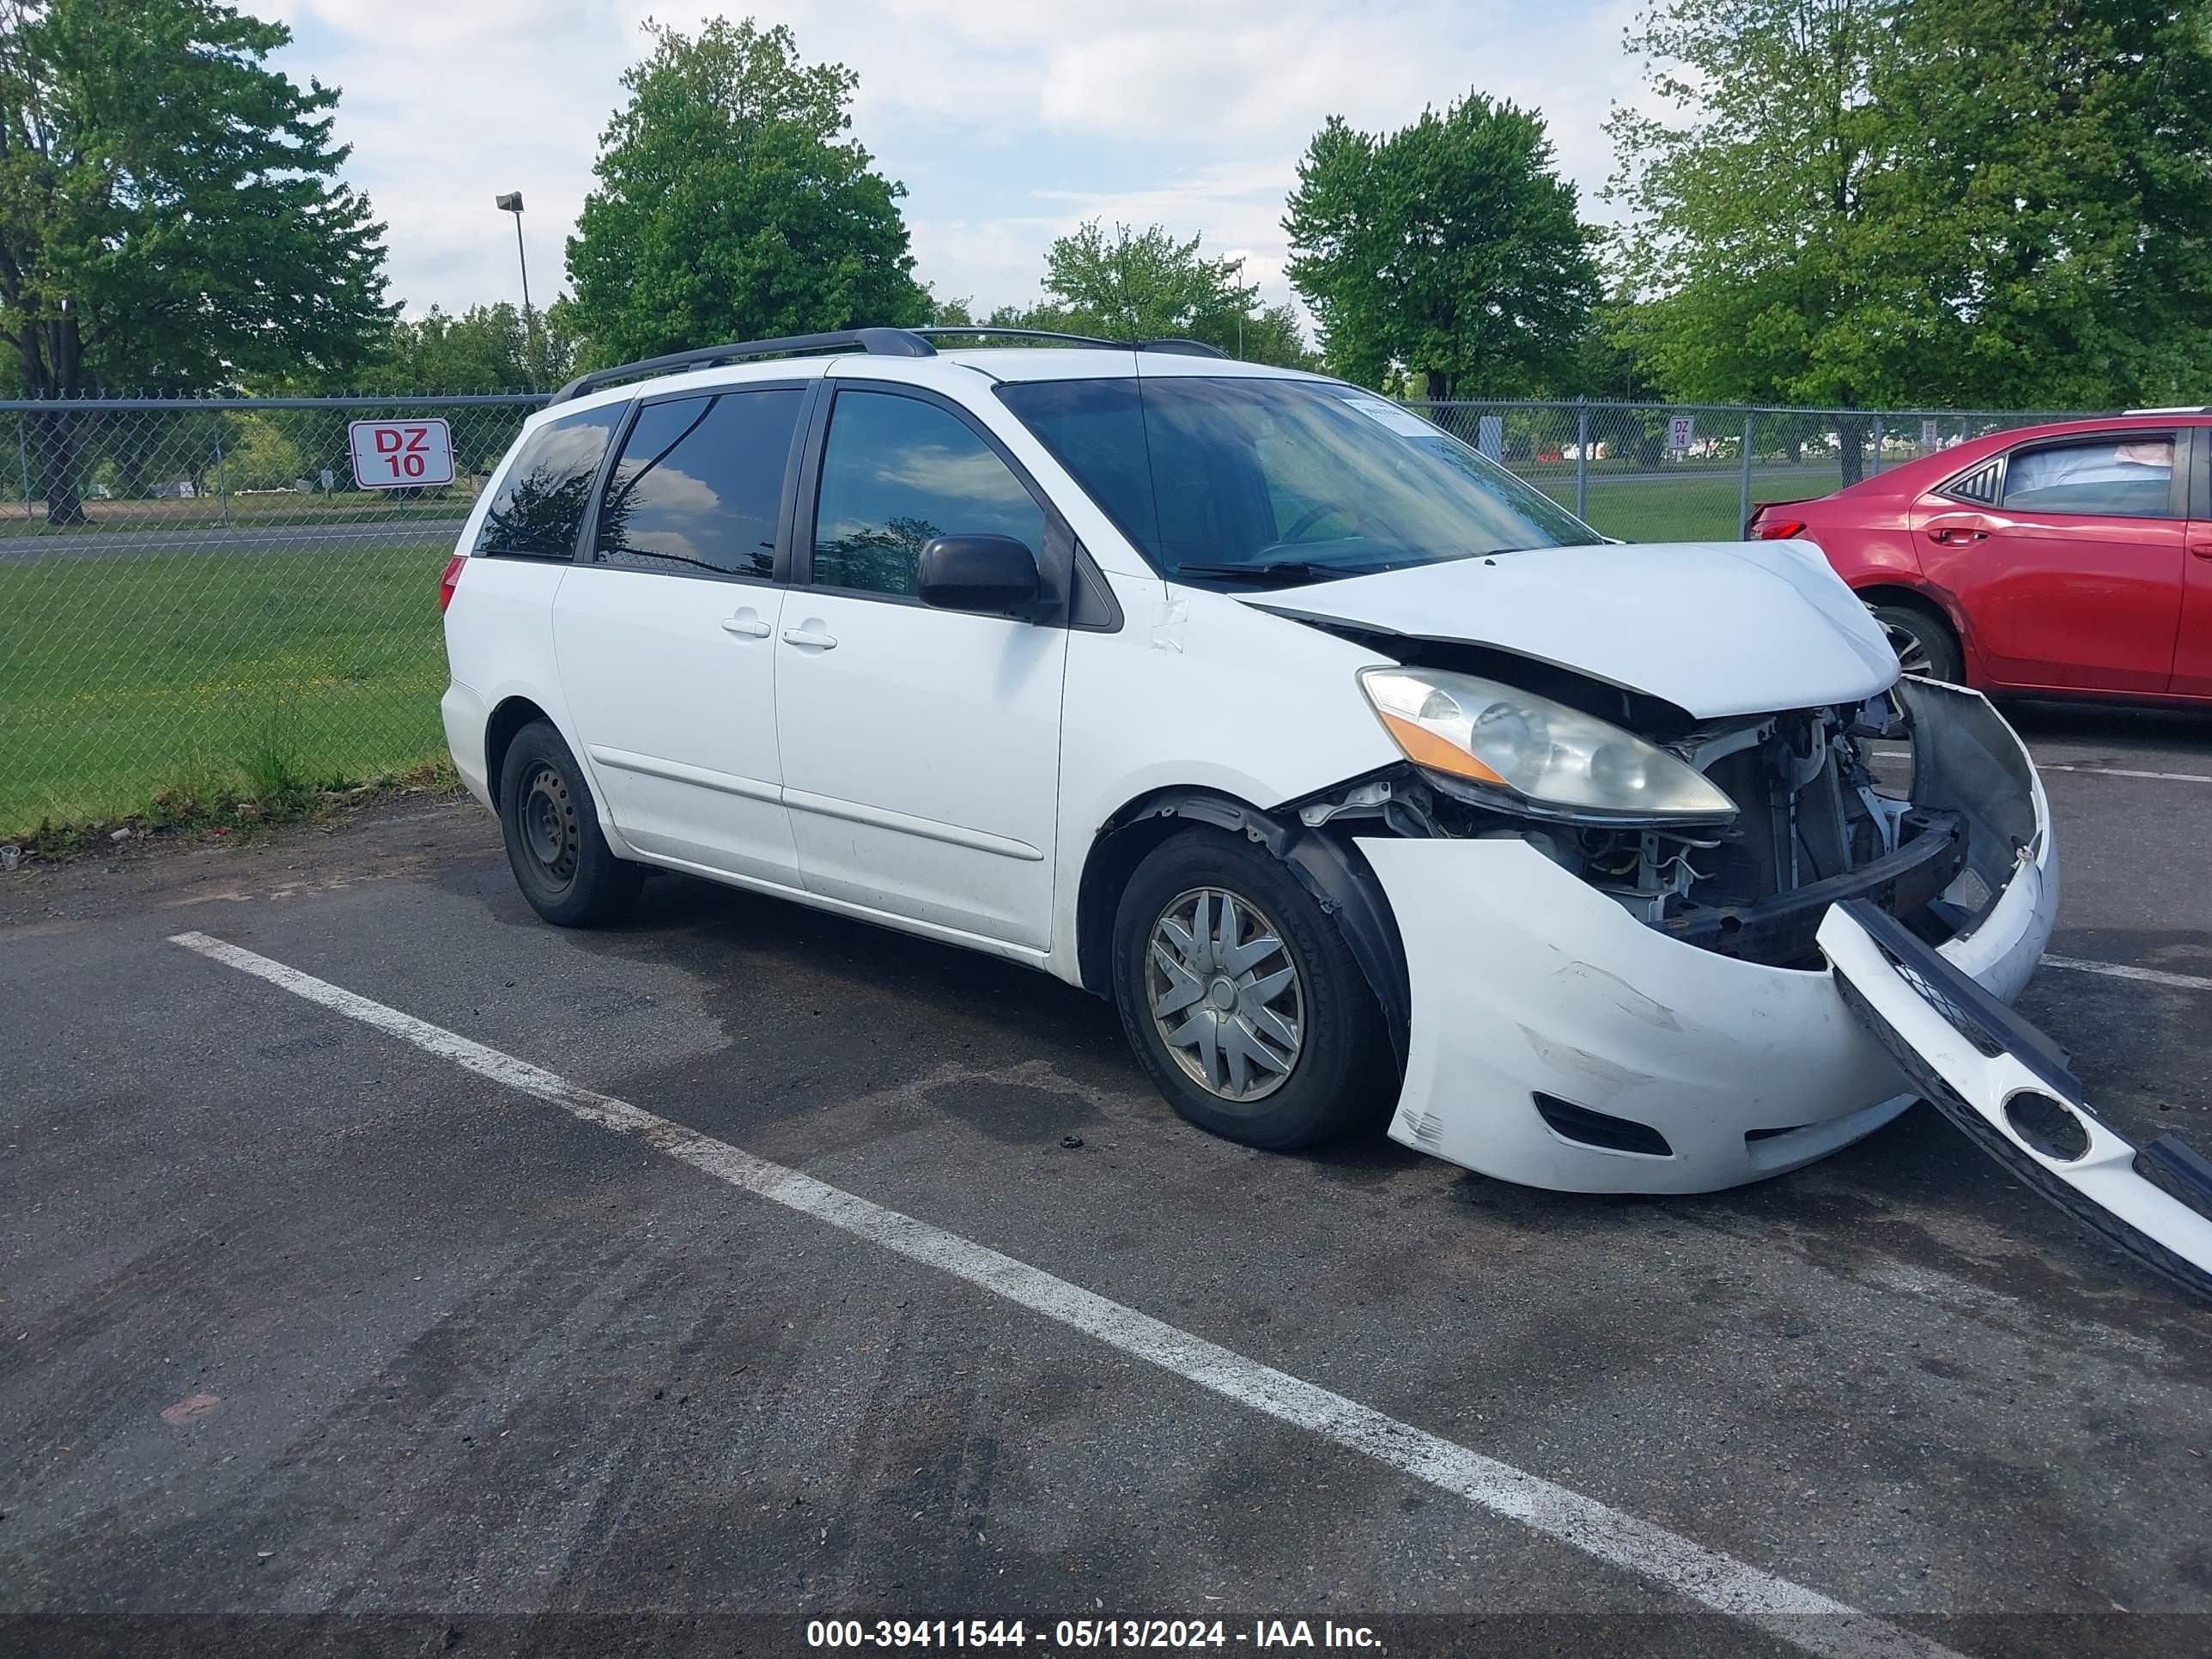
[[1113, 826, 1392, 1150], [498, 720, 641, 927], [1869, 602, 1962, 683], [520, 762, 580, 888]]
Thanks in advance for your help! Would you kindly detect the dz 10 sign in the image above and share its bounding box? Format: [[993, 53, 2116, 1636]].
[[349, 419, 455, 489]]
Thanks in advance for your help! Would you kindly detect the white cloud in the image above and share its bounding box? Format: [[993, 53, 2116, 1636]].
[[247, 0, 1645, 329]]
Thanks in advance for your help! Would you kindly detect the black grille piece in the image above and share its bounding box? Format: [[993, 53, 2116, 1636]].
[[1533, 1093, 1674, 1158]]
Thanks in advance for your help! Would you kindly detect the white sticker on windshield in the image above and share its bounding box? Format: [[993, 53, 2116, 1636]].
[[1338, 395, 1437, 438]]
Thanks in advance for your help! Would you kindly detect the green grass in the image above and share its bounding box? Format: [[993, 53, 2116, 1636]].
[[1522, 465, 1850, 541], [0, 540, 453, 836], [0, 463, 1867, 841]]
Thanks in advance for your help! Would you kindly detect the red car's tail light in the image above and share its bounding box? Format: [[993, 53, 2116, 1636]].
[[1753, 518, 1808, 540], [438, 554, 467, 613]]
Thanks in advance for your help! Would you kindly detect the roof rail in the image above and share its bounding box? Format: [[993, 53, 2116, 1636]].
[[547, 327, 934, 405], [1137, 337, 1230, 359], [911, 326, 1231, 360], [547, 324, 1243, 405], [908, 325, 1126, 349]]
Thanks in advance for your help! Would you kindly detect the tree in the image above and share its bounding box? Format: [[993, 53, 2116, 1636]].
[[1285, 94, 1601, 398], [362, 304, 582, 396], [0, 0, 392, 520], [566, 17, 928, 368], [221, 413, 305, 491], [257, 301, 585, 398], [1608, 0, 2212, 466], [1012, 219, 1312, 367]]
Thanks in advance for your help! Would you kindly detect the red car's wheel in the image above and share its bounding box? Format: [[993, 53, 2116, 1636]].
[[1870, 603, 1962, 683]]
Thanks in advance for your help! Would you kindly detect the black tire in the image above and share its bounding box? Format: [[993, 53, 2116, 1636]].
[[1870, 602, 1962, 683], [1110, 826, 1393, 1151], [496, 720, 641, 927]]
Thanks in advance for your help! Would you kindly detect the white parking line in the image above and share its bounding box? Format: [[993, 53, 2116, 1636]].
[[2038, 764, 2212, 785], [2042, 954, 2212, 993], [167, 928, 1957, 1659]]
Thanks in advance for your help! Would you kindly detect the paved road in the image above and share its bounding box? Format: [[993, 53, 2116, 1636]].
[[0, 516, 466, 562], [2, 702, 2209, 1657]]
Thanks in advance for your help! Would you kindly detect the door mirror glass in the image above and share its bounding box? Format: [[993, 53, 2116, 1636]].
[[915, 533, 1042, 617]]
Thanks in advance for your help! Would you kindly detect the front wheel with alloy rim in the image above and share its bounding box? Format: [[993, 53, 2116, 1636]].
[[497, 720, 642, 927], [1111, 826, 1393, 1150], [1869, 602, 1962, 683]]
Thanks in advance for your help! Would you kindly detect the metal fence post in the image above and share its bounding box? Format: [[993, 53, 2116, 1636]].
[[1575, 400, 1589, 521], [15, 414, 27, 520], [1738, 412, 1756, 538], [212, 416, 228, 522], [1869, 414, 1885, 477]]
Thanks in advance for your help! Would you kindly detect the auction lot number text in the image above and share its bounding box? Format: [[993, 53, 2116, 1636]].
[[808, 1620, 1379, 1650]]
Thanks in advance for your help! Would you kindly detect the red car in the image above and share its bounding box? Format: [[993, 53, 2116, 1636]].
[[1747, 412, 2212, 701]]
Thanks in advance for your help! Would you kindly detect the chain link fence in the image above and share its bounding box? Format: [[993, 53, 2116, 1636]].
[[0, 390, 2103, 839], [1403, 400, 2092, 544], [0, 395, 543, 836]]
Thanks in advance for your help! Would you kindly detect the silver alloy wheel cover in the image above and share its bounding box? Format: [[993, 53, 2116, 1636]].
[[1875, 611, 1937, 678], [1146, 885, 1304, 1103]]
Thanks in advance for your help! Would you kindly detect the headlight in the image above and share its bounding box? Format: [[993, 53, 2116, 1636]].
[[1358, 666, 1737, 823]]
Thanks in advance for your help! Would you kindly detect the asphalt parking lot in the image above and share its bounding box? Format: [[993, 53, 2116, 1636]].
[[4, 701, 2211, 1658]]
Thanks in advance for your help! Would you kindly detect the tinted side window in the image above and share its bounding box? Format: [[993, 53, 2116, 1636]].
[[811, 391, 1046, 597], [2002, 437, 2174, 518], [475, 405, 624, 556], [594, 388, 804, 578]]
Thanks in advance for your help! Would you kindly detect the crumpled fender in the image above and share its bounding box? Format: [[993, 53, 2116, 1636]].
[[1095, 790, 1411, 1067]]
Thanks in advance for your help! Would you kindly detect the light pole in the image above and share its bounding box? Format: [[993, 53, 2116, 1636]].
[[495, 191, 538, 390]]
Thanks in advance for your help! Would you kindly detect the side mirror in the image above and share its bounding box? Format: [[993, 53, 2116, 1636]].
[[915, 533, 1044, 618]]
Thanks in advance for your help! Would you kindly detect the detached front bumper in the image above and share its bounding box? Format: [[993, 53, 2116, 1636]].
[[1357, 680, 2058, 1194]]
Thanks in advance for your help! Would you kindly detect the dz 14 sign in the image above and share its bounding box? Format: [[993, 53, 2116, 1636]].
[[349, 419, 455, 489]]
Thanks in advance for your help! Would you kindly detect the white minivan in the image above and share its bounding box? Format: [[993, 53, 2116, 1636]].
[[438, 327, 2210, 1292]]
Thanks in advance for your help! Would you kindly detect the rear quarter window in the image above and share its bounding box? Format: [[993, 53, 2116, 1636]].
[[476, 404, 626, 556], [1940, 459, 2000, 504]]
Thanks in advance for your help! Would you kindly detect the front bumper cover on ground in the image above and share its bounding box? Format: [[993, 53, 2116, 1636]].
[[1824, 897, 2212, 1302]]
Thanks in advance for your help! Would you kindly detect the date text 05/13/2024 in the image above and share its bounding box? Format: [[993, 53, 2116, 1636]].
[[805, 1619, 1382, 1650]]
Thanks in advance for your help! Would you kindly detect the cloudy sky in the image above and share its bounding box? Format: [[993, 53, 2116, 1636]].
[[244, 0, 1648, 326]]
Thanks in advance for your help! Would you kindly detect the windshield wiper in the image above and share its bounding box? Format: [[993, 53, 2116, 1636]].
[[1175, 559, 1359, 585]]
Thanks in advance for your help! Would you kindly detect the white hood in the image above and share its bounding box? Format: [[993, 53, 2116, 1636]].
[[1243, 539, 1899, 720]]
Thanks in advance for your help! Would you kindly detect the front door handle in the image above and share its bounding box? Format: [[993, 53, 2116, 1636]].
[[781, 624, 838, 650], [1927, 525, 1988, 545], [720, 610, 772, 638]]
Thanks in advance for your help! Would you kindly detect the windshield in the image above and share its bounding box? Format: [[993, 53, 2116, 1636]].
[[995, 375, 1599, 585]]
